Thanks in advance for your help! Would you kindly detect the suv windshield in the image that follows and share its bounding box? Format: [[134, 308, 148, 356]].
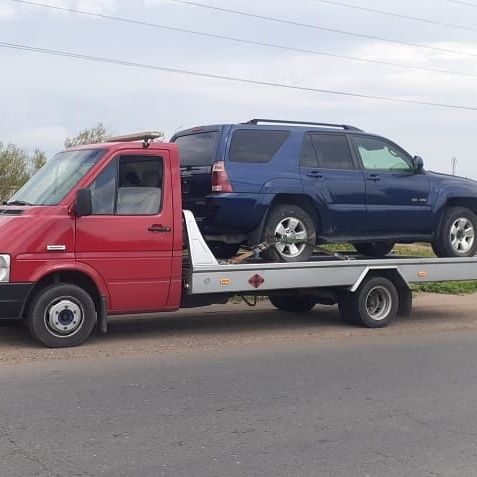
[[8, 149, 105, 206]]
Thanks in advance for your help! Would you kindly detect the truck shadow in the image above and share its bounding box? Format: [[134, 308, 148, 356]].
[[100, 304, 456, 343], [0, 304, 463, 349]]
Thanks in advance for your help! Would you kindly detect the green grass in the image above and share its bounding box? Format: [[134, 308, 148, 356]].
[[411, 281, 477, 295], [322, 242, 477, 295]]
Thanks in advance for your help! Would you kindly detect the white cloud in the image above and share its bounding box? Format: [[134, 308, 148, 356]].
[[0, 1, 15, 20], [75, 0, 116, 14], [3, 0, 117, 17], [7, 126, 70, 155]]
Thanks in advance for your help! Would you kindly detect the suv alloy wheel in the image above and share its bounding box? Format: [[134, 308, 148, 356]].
[[262, 204, 316, 262]]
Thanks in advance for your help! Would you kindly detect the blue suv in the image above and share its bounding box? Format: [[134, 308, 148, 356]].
[[172, 119, 477, 261]]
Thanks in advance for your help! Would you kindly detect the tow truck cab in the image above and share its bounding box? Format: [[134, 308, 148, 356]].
[[0, 135, 184, 335]]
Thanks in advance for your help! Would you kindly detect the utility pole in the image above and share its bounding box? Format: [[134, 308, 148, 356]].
[[451, 157, 457, 176]]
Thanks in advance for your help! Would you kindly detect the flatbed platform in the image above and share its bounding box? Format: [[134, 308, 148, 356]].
[[183, 211, 477, 295]]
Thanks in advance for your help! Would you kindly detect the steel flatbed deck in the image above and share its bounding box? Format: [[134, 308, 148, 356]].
[[184, 211, 477, 295], [183, 211, 477, 328]]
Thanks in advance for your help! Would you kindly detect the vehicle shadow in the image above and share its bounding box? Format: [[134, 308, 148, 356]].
[[99, 303, 457, 343], [0, 303, 464, 349]]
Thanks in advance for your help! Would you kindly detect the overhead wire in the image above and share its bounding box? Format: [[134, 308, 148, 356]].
[[312, 0, 477, 33], [167, 0, 477, 59], [1, 40, 477, 112], [10, 0, 477, 79]]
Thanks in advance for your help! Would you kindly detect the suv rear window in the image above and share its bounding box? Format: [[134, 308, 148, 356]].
[[173, 132, 219, 167], [230, 130, 290, 163], [301, 133, 353, 170]]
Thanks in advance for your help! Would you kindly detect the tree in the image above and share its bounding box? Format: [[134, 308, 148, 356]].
[[32, 148, 47, 171], [0, 143, 31, 202], [0, 143, 47, 202], [64, 122, 111, 148]]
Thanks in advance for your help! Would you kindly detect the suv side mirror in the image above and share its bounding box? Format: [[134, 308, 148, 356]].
[[413, 156, 424, 173], [76, 188, 92, 217]]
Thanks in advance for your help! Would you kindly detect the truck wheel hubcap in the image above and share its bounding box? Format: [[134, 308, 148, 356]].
[[45, 298, 84, 337], [450, 218, 474, 253], [274, 217, 307, 258], [366, 286, 392, 321]]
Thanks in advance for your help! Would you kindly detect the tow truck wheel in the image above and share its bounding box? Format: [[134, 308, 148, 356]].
[[269, 294, 317, 313], [27, 283, 97, 348], [338, 276, 398, 328]]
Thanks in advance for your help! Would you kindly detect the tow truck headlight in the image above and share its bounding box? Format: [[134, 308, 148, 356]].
[[0, 255, 11, 282]]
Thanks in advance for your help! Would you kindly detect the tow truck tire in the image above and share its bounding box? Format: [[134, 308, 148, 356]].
[[338, 276, 398, 328], [262, 204, 316, 263], [269, 294, 317, 313], [354, 242, 395, 258], [27, 283, 97, 348], [432, 207, 477, 258]]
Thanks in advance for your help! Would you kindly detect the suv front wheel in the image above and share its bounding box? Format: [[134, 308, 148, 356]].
[[262, 204, 316, 262], [433, 206, 477, 257]]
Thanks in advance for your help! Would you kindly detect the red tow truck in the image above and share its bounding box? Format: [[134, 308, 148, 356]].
[[2, 133, 477, 347]]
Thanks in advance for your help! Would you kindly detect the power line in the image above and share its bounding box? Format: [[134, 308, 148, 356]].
[[11, 0, 477, 80], [168, 0, 477, 59], [1, 40, 477, 112], [313, 0, 477, 33]]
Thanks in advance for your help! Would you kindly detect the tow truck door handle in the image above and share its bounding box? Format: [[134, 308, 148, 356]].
[[367, 174, 381, 182], [148, 225, 171, 233]]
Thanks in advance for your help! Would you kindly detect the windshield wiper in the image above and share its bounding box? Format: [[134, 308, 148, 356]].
[[6, 200, 33, 206]]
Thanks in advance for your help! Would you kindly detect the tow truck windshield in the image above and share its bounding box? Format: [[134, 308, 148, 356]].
[[8, 149, 105, 206]]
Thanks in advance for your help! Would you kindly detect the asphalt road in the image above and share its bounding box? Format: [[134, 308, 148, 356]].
[[1, 295, 477, 476]]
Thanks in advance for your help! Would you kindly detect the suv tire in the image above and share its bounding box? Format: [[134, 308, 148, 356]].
[[354, 241, 395, 258], [433, 206, 477, 257], [262, 204, 316, 262]]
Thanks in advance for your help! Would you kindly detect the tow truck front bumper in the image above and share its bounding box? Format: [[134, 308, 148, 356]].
[[0, 283, 33, 320]]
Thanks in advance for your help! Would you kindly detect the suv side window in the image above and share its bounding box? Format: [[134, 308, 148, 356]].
[[173, 132, 219, 167], [90, 155, 164, 215], [352, 136, 412, 172], [230, 130, 290, 163], [300, 133, 354, 170]]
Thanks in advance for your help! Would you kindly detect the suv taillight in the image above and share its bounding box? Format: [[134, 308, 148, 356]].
[[211, 161, 233, 193]]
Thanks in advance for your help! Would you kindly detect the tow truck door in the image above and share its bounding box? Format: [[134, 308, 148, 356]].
[[75, 150, 174, 313]]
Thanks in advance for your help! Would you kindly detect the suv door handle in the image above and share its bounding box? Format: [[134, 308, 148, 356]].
[[148, 225, 171, 233], [307, 170, 324, 178], [367, 174, 381, 182]]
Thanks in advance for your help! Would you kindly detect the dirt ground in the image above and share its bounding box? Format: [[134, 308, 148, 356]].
[[0, 293, 476, 365]]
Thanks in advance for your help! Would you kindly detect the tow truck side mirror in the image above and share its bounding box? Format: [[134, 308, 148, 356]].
[[413, 156, 424, 173], [76, 188, 93, 217]]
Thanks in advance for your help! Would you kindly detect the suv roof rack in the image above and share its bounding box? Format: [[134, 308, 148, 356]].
[[106, 131, 164, 148], [245, 119, 363, 132]]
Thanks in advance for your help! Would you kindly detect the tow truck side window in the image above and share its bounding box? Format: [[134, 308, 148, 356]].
[[90, 156, 164, 215]]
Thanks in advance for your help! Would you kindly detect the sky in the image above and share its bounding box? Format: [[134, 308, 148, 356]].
[[0, 0, 477, 177]]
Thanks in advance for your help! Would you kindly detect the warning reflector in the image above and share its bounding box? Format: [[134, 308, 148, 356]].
[[249, 274, 265, 288]]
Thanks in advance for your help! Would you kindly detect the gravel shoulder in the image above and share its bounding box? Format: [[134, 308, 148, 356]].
[[0, 293, 476, 366]]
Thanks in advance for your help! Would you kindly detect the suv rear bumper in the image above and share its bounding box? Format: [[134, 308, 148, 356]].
[[201, 193, 269, 234], [0, 283, 33, 320]]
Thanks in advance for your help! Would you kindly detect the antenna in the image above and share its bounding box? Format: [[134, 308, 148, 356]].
[[451, 157, 457, 175]]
